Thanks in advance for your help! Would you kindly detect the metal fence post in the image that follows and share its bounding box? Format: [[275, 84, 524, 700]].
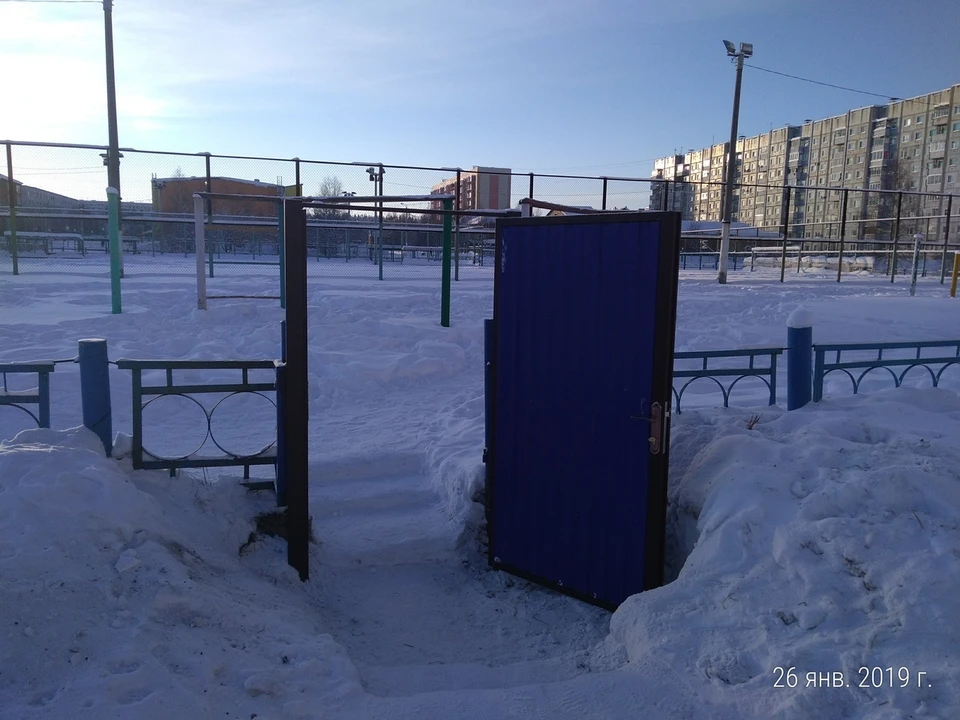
[[5, 142, 18, 276], [601, 177, 608, 210], [78, 338, 113, 456], [941, 195, 953, 284], [377, 165, 384, 281], [528, 173, 534, 203], [787, 311, 813, 410], [780, 186, 791, 283], [890, 192, 902, 282], [107, 187, 122, 313], [837, 189, 848, 283], [483, 318, 493, 464], [278, 200, 286, 309], [454, 168, 461, 281], [282, 198, 309, 581], [441, 197, 453, 327], [910, 233, 923, 296], [194, 194, 207, 310], [205, 152, 214, 278]]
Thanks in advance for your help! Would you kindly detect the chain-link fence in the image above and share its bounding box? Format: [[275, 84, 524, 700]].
[[3, 140, 959, 285]]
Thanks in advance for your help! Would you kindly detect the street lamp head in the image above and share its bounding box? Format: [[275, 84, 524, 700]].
[[723, 39, 736, 55], [739, 42, 753, 57]]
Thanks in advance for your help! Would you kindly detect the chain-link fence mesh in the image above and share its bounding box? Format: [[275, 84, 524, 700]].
[[4, 140, 960, 285]]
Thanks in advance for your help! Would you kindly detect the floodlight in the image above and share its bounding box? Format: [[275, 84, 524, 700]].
[[723, 40, 736, 55], [740, 42, 753, 57]]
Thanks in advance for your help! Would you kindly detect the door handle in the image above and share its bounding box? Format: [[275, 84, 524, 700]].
[[631, 401, 665, 455]]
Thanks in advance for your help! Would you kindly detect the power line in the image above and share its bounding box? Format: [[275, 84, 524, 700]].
[[746, 64, 896, 101], [0, 1, 100, 3]]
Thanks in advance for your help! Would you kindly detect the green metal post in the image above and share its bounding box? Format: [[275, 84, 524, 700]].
[[5, 143, 17, 276], [278, 201, 286, 309], [441, 198, 453, 327], [107, 187, 122, 313]]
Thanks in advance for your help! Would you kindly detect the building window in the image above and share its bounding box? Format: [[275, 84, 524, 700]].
[[905, 118, 912, 127], [916, 115, 924, 124]]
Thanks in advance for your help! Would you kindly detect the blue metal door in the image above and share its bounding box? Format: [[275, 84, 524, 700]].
[[487, 213, 680, 609]]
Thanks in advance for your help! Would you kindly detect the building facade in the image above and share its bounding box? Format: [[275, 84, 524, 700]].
[[430, 166, 512, 212], [151, 175, 283, 217], [651, 83, 960, 238]]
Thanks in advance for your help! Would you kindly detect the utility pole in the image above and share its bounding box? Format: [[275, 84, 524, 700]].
[[103, 0, 123, 284], [103, 0, 121, 195], [718, 40, 753, 284]]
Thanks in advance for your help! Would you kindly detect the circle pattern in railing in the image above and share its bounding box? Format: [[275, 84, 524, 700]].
[[140, 390, 277, 462]]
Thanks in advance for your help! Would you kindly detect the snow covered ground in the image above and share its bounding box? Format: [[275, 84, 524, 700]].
[[2, 261, 960, 719]]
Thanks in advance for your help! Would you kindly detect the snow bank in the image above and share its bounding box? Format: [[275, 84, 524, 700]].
[[611, 389, 960, 718], [0, 427, 362, 719]]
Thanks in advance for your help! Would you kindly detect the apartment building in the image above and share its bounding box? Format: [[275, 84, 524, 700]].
[[651, 82, 960, 237], [430, 166, 512, 211], [650, 154, 695, 217]]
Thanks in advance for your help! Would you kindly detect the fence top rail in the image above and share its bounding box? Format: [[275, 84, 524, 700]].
[[305, 193, 454, 204], [0, 362, 56, 373], [675, 347, 784, 359], [821, 356, 960, 372], [814, 340, 960, 353], [305, 202, 518, 218], [4, 138, 960, 202], [115, 359, 277, 370]]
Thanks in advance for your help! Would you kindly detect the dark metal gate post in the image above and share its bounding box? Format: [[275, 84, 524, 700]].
[[5, 143, 18, 276], [941, 195, 954, 284], [282, 198, 309, 581], [779, 186, 791, 283], [837, 189, 848, 283], [891, 192, 903, 281]]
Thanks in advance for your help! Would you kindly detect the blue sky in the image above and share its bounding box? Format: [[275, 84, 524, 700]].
[[3, 0, 960, 181]]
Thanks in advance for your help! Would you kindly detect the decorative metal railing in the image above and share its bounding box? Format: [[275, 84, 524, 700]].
[[672, 348, 783, 414], [813, 340, 960, 402], [0, 361, 55, 428], [115, 358, 278, 480]]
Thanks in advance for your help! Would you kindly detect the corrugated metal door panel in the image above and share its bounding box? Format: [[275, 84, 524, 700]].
[[490, 216, 668, 609]]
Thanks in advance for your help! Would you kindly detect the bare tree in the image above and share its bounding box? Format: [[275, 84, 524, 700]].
[[313, 176, 347, 220], [318, 176, 343, 198]]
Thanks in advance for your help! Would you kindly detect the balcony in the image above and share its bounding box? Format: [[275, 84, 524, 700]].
[[926, 175, 942, 186]]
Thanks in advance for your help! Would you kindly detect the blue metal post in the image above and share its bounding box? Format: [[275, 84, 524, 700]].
[[787, 315, 813, 410], [483, 318, 493, 462], [78, 338, 113, 455]]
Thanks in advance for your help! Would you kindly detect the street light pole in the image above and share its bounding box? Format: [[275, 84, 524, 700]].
[[718, 40, 752, 284]]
